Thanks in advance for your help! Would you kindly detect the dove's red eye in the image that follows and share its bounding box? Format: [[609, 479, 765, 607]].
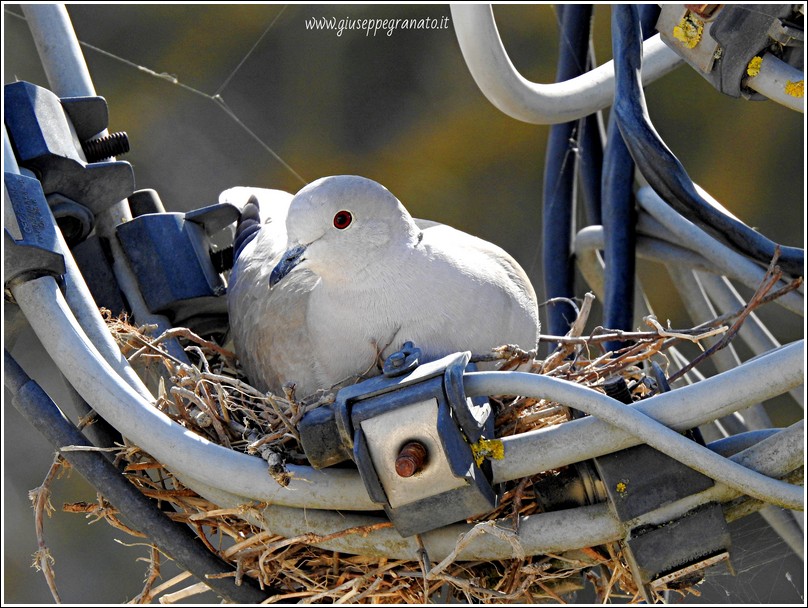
[[333, 210, 353, 230]]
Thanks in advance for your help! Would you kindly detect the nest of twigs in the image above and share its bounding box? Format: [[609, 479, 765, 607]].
[[86, 301, 716, 603], [41, 257, 799, 604]]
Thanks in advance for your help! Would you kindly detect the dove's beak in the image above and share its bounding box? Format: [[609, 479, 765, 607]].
[[269, 244, 306, 288]]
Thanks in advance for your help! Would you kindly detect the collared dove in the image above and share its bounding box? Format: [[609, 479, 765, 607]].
[[225, 176, 539, 398]]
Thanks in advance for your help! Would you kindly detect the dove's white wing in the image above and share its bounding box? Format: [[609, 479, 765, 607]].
[[225, 187, 323, 394]]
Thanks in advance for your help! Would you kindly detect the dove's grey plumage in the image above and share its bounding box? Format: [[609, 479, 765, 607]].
[[225, 176, 539, 398]]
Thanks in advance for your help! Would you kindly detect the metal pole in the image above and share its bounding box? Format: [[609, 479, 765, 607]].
[[21, 3, 189, 363], [20, 4, 96, 97]]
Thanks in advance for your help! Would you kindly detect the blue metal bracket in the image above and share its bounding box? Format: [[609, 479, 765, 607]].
[[299, 343, 497, 536]]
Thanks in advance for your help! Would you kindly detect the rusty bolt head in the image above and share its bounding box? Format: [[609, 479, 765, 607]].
[[395, 441, 428, 477]]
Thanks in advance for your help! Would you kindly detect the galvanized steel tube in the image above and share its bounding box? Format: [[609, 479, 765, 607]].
[[450, 4, 682, 124]]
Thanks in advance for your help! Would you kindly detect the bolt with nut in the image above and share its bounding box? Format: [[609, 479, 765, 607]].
[[395, 441, 428, 477]]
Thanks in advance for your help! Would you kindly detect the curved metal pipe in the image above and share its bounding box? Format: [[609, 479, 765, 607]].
[[630, 422, 803, 529], [11, 275, 804, 513], [707, 430, 780, 457], [487, 342, 803, 483], [22, 2, 189, 364], [698, 272, 803, 409], [638, 187, 805, 314], [10, 276, 379, 511], [4, 350, 271, 603], [577, 212, 804, 316], [4, 108, 152, 401], [181, 423, 803, 561], [20, 3, 96, 97], [666, 265, 772, 431], [465, 371, 803, 510], [450, 4, 682, 124]]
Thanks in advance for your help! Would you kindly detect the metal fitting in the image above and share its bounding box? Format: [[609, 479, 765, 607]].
[[395, 441, 428, 477], [298, 346, 497, 536], [382, 341, 421, 377], [657, 4, 804, 99], [4, 81, 134, 218], [532, 368, 732, 600], [47, 193, 94, 246], [115, 201, 240, 336], [4, 172, 65, 299], [594, 372, 731, 600]]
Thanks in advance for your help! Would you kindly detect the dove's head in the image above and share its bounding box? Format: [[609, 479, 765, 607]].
[[270, 176, 421, 287]]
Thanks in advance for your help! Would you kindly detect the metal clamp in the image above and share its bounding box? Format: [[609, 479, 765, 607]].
[[115, 202, 239, 336], [4, 80, 135, 315], [531, 367, 732, 599], [657, 4, 804, 99], [298, 343, 497, 536], [596, 371, 731, 599], [4, 81, 135, 224], [4, 172, 65, 300]]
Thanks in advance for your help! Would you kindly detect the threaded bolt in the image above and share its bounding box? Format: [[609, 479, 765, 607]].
[[81, 131, 130, 162], [395, 441, 428, 478], [602, 375, 633, 405]]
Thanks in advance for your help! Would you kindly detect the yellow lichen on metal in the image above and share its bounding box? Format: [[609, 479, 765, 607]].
[[672, 13, 704, 49], [470, 437, 504, 466], [616, 481, 628, 494], [746, 56, 763, 77], [785, 80, 804, 98]]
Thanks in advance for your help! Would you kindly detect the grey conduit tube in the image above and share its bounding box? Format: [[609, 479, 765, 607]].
[[487, 341, 803, 482], [4, 121, 151, 402], [577, 216, 804, 317], [698, 272, 804, 409], [576, 215, 801, 418], [611, 4, 803, 278], [759, 505, 805, 560], [630, 422, 803, 529], [465, 371, 804, 510], [578, 225, 719, 276], [707, 430, 780, 457], [179, 423, 803, 561], [636, 188, 804, 315], [665, 265, 772, 431], [188, 480, 623, 561], [10, 274, 805, 512], [20, 3, 95, 98], [10, 276, 378, 511], [745, 53, 806, 114], [449, 4, 682, 125]]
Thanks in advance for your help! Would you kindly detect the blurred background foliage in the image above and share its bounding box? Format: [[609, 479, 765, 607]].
[[3, 3, 804, 604]]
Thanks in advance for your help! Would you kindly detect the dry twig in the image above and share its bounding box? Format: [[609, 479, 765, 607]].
[[29, 455, 66, 604], [669, 250, 792, 383]]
